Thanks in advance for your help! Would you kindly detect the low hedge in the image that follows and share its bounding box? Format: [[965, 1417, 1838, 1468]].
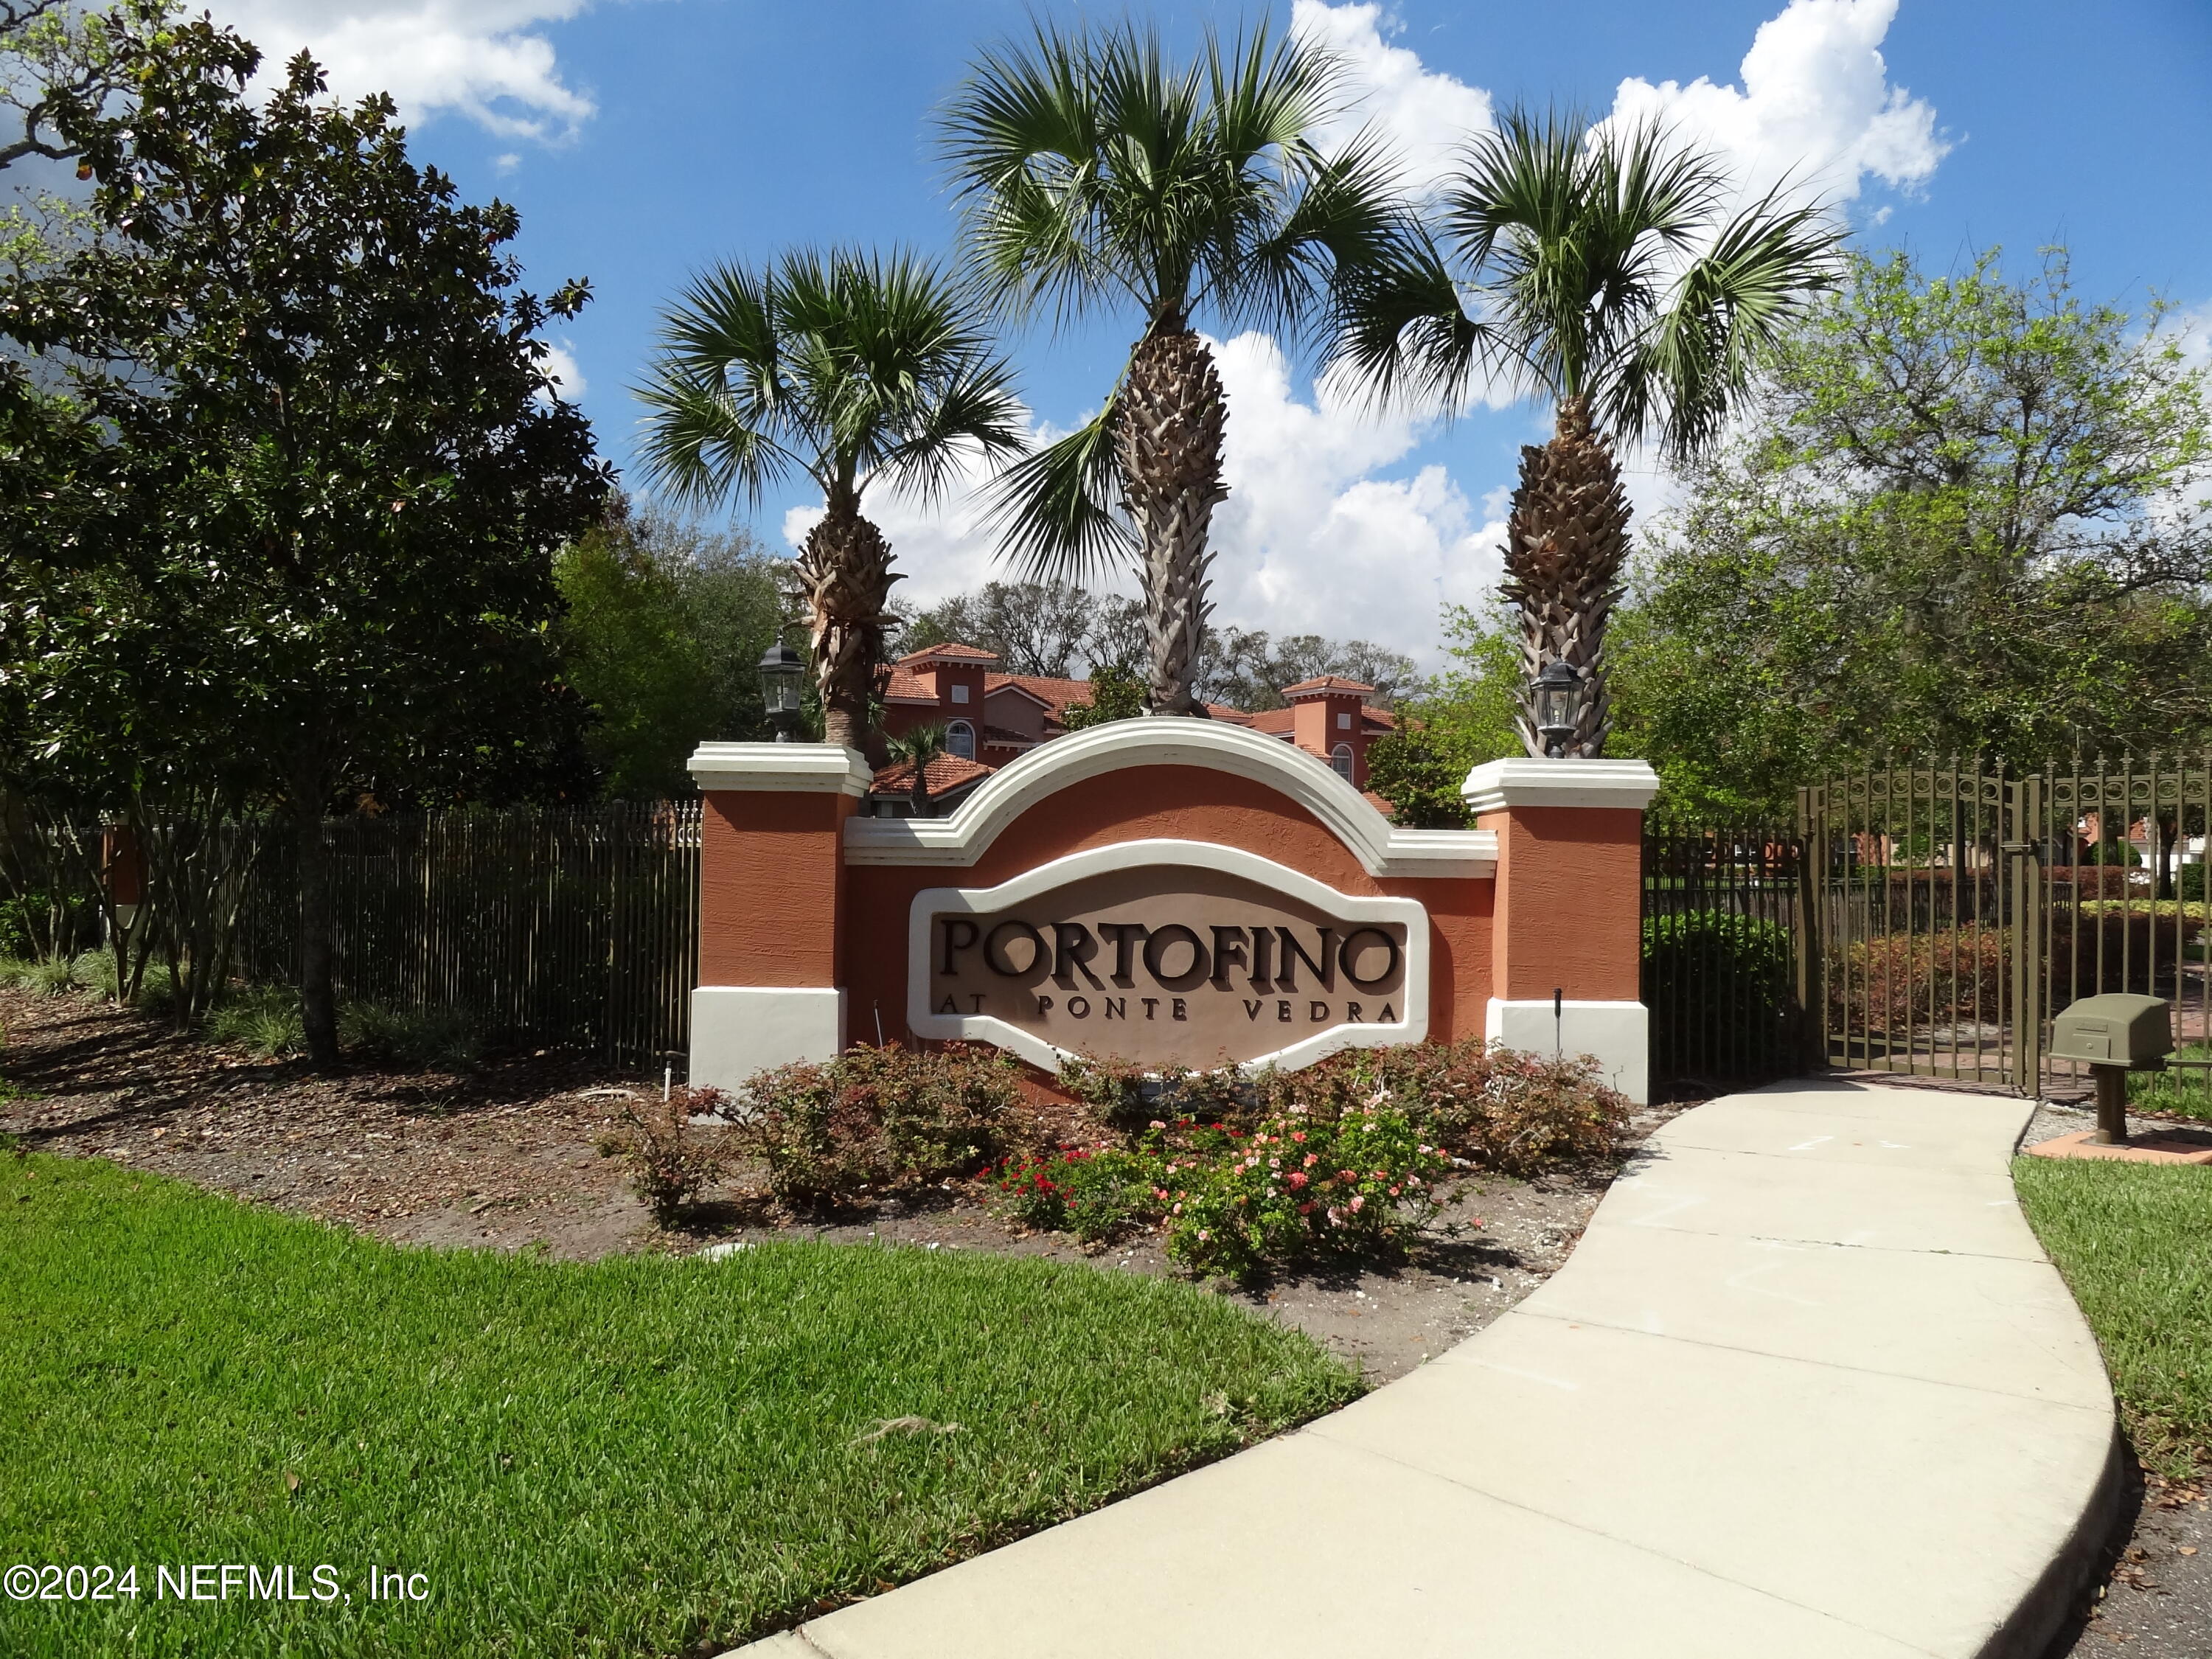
[[1643, 909, 1799, 1077], [732, 1040, 1633, 1279]]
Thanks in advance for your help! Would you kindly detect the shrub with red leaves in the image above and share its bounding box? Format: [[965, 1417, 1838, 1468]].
[[734, 1043, 1026, 1208]]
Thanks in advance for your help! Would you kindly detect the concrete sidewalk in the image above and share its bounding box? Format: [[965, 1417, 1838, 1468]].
[[730, 1082, 2121, 1659]]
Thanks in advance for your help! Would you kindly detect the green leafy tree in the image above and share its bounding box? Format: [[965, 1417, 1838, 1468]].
[[1060, 662, 1146, 729], [1338, 105, 1841, 757], [0, 0, 173, 170], [940, 19, 1402, 716], [636, 247, 1023, 759], [1633, 248, 2212, 809], [1, 40, 609, 1063], [554, 524, 712, 799], [552, 500, 790, 798], [1364, 726, 1470, 828]]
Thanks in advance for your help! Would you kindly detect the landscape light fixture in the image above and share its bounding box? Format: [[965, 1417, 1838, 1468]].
[[1533, 659, 1583, 759], [757, 641, 806, 742]]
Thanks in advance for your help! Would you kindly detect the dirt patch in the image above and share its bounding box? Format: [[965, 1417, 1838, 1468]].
[[0, 990, 653, 1259], [2046, 1470, 2212, 1658], [0, 989, 1679, 1382]]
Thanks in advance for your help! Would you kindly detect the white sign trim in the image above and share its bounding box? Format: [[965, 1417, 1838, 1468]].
[[846, 717, 1495, 877], [907, 838, 1430, 1074]]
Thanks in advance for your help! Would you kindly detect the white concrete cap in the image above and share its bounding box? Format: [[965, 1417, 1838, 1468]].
[[689, 743, 872, 796], [1462, 755, 1660, 814]]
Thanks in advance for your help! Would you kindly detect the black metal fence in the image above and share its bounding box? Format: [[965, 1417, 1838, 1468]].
[[1645, 751, 2212, 1104], [2, 802, 701, 1068], [1641, 821, 1804, 1088]]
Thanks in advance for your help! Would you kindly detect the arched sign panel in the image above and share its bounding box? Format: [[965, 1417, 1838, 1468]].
[[907, 839, 1427, 1072]]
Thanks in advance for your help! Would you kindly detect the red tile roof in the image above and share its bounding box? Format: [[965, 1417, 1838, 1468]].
[[869, 754, 995, 796], [1281, 675, 1377, 698], [883, 667, 938, 704], [1245, 707, 1295, 736], [987, 672, 1093, 714], [981, 724, 1036, 748], [898, 642, 1000, 666]]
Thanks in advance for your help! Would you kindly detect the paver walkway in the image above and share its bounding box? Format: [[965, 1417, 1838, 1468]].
[[729, 1081, 2121, 1659]]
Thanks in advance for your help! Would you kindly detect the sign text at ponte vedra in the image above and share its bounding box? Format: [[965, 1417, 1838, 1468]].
[[905, 841, 1429, 1071]]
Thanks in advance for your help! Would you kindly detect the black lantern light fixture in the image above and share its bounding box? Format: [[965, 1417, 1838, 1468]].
[[1533, 658, 1582, 759], [757, 641, 806, 742]]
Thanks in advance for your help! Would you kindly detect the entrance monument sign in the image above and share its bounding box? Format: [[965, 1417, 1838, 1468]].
[[908, 841, 1425, 1071], [686, 720, 1659, 1101]]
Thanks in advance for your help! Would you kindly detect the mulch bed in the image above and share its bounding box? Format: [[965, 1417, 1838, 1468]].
[[0, 989, 1686, 1383]]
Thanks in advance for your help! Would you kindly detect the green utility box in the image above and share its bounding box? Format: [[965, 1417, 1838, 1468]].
[[2049, 994, 2173, 1071]]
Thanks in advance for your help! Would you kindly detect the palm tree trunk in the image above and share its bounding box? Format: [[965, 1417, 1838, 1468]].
[[1502, 395, 1632, 758], [1116, 324, 1227, 717], [796, 490, 900, 755]]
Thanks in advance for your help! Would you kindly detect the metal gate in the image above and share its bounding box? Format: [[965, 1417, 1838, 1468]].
[[1646, 757, 2212, 1106], [1790, 754, 2212, 1103], [1797, 761, 2036, 1092]]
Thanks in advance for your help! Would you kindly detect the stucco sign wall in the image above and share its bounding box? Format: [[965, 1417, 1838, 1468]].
[[906, 839, 1428, 1072]]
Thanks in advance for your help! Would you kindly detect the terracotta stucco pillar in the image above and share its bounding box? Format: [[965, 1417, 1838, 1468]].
[[1465, 757, 1660, 1102], [688, 743, 870, 1090]]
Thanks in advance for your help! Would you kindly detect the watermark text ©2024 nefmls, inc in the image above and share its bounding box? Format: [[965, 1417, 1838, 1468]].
[[7, 1562, 430, 1605]]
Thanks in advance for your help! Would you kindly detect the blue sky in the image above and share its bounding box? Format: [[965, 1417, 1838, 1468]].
[[204, 0, 2210, 658]]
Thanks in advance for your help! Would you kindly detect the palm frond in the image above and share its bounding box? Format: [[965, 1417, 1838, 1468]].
[[631, 369, 798, 510], [635, 244, 1023, 518], [1426, 101, 1835, 442], [985, 403, 1133, 585], [939, 16, 1390, 341], [1618, 180, 1846, 456], [1326, 228, 1495, 412]]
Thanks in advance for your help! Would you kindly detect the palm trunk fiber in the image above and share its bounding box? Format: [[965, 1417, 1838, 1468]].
[[1116, 324, 1228, 717], [1503, 395, 1632, 758], [796, 493, 898, 757]]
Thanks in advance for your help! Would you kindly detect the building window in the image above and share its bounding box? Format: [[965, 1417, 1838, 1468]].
[[1331, 742, 1354, 781], [1337, 711, 1352, 730], [947, 720, 975, 759], [950, 683, 970, 703]]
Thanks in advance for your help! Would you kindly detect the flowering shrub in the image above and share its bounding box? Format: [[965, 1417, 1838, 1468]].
[[734, 1043, 1025, 1207], [1251, 1040, 1630, 1177], [1135, 1097, 1453, 1279], [992, 1144, 1153, 1245]]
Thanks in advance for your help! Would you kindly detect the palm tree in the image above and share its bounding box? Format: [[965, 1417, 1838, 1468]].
[[939, 21, 1402, 716], [1336, 106, 1843, 757], [636, 248, 1024, 755], [885, 721, 948, 818]]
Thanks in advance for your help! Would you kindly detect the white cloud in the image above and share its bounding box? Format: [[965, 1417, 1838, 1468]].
[[2177, 304, 2212, 373], [1293, 1, 1492, 198], [204, 1, 595, 142], [779, 335, 1500, 664], [1602, 0, 1947, 206], [1203, 330, 1500, 652], [538, 341, 585, 401]]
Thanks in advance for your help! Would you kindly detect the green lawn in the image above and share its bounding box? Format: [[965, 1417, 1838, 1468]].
[[0, 1151, 1358, 1657], [2127, 1041, 2212, 1120], [2014, 1156, 2212, 1478]]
